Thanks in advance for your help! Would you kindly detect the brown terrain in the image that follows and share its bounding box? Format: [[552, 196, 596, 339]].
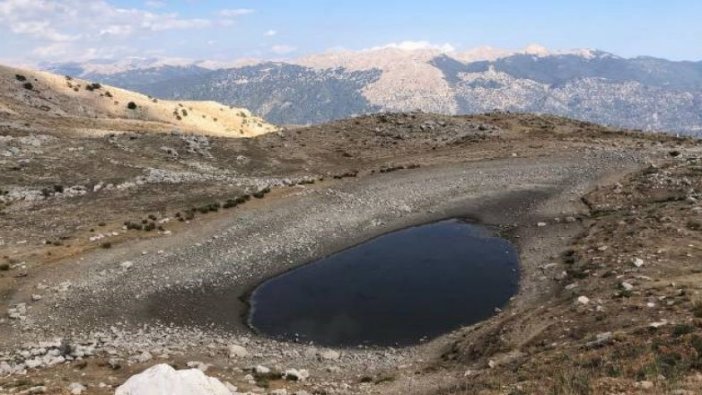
[[1, 65, 702, 395]]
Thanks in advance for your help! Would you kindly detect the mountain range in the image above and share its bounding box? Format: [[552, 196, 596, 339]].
[[42, 46, 702, 134]]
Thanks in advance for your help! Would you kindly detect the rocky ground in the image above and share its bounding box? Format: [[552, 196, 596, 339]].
[[0, 111, 700, 394]]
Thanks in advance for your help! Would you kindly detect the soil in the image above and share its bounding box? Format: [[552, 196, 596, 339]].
[[1, 111, 701, 394]]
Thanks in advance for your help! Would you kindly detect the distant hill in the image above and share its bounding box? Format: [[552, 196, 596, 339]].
[[0, 64, 278, 137], [44, 48, 702, 134]]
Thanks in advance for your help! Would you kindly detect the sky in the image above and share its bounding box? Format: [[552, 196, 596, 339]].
[[1, 0, 701, 66]]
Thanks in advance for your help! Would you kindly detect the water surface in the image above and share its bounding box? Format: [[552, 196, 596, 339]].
[[248, 219, 519, 347]]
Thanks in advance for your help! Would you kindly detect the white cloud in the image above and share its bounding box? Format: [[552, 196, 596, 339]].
[[369, 40, 456, 53], [271, 45, 297, 55], [219, 8, 254, 17], [264, 29, 277, 37], [0, 0, 217, 62]]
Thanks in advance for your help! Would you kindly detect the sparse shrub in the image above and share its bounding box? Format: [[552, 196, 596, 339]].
[[144, 222, 156, 232], [53, 185, 64, 193], [15, 74, 26, 81], [85, 82, 101, 91], [148, 214, 157, 221], [65, 75, 73, 81], [127, 102, 137, 110], [672, 324, 695, 337], [101, 242, 112, 249], [104, 91, 113, 98], [253, 187, 271, 199], [181, 109, 188, 117], [23, 82, 34, 90], [124, 221, 143, 231], [0, 262, 10, 271]]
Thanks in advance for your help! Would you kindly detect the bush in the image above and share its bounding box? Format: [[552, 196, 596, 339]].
[[0, 262, 10, 271], [127, 102, 137, 110], [253, 187, 271, 199], [105, 91, 113, 98], [23, 82, 34, 90], [101, 242, 112, 249], [125, 221, 143, 231], [85, 82, 101, 91], [15, 74, 26, 81]]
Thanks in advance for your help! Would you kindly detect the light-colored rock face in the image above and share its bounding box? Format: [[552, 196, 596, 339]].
[[115, 364, 233, 395], [298, 48, 459, 114]]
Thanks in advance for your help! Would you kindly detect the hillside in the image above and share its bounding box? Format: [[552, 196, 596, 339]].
[[61, 47, 702, 134], [0, 64, 278, 138], [2, 106, 702, 393]]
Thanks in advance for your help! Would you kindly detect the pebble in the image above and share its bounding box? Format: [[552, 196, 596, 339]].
[[318, 349, 341, 361], [68, 383, 86, 395], [228, 344, 248, 358]]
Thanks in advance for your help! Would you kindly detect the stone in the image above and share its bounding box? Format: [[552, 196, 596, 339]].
[[228, 344, 248, 358], [254, 365, 271, 375], [283, 368, 310, 381], [576, 296, 590, 305], [120, 261, 134, 270], [537, 222, 547, 227], [585, 332, 613, 348], [636, 381, 654, 390], [135, 351, 153, 363], [632, 258, 644, 268], [318, 350, 340, 361], [270, 390, 288, 395], [68, 383, 86, 395], [115, 364, 233, 395], [621, 282, 634, 291]]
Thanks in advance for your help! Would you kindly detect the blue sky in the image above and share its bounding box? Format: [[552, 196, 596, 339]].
[[1, 0, 700, 65]]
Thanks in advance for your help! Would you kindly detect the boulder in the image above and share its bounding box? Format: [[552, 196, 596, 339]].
[[115, 364, 233, 395]]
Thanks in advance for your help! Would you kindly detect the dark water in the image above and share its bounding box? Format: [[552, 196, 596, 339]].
[[248, 219, 520, 347]]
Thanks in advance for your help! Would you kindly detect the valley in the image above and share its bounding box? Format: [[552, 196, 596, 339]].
[[2, 65, 702, 394]]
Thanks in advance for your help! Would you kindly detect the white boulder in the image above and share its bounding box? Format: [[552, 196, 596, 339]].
[[115, 364, 233, 395]]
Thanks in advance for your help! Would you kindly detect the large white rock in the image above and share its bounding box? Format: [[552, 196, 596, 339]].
[[115, 364, 233, 395]]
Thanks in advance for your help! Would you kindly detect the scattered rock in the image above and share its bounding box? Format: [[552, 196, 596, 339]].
[[228, 344, 248, 358], [68, 383, 86, 395], [576, 296, 590, 305], [254, 365, 271, 375], [283, 368, 310, 381], [318, 349, 341, 361]]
